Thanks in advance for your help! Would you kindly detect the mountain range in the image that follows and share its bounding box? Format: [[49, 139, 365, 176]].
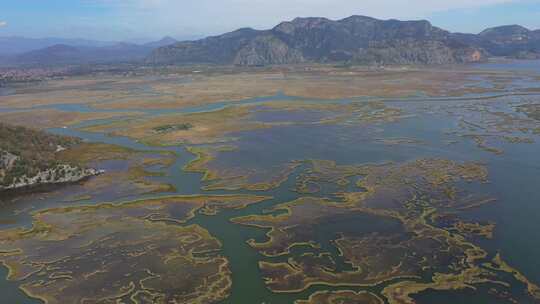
[[148, 16, 481, 65], [453, 25, 540, 59], [3, 16, 540, 67], [0, 36, 178, 66], [0, 36, 118, 55], [149, 16, 540, 66]]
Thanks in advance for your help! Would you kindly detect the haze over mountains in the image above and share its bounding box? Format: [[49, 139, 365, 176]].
[[2, 16, 540, 67], [0, 37, 118, 55], [149, 16, 540, 65], [453, 25, 540, 59], [0, 36, 178, 66]]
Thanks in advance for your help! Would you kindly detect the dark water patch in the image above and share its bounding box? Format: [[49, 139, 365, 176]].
[[459, 139, 540, 286], [1, 88, 540, 304], [473, 59, 540, 74], [312, 212, 404, 272], [252, 109, 331, 123], [413, 283, 532, 304], [0, 266, 43, 304], [208, 113, 484, 186], [0, 87, 15, 96], [215, 124, 409, 169]]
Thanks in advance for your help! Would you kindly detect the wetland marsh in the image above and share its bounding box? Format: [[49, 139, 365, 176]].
[[1, 62, 540, 304]]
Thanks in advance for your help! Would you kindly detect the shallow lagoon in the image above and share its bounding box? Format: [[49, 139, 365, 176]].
[[1, 63, 540, 304]]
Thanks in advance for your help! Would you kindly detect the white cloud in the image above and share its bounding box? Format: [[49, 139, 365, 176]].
[[110, 0, 516, 17], [0, 21, 7, 28], [110, 0, 514, 25], [83, 0, 521, 38], [86, 0, 517, 19]]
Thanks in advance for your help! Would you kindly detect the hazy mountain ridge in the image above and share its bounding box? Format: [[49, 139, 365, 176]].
[[149, 16, 540, 65], [0, 36, 179, 66], [4, 16, 540, 67], [467, 25, 540, 58], [14, 43, 154, 65], [143, 36, 178, 48], [0, 36, 118, 55], [148, 16, 486, 65]]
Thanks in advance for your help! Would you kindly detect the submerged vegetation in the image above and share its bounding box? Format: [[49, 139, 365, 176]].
[[1, 64, 540, 304], [153, 123, 194, 133], [0, 195, 269, 303]]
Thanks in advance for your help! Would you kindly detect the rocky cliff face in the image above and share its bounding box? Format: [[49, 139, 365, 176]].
[[0, 162, 103, 191], [233, 34, 305, 65], [478, 25, 540, 57], [350, 40, 484, 65], [452, 25, 540, 58], [147, 28, 260, 65], [148, 15, 487, 66]]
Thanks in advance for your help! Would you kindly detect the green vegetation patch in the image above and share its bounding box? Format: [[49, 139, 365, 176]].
[[0, 123, 81, 187], [153, 123, 194, 133], [517, 103, 540, 121]]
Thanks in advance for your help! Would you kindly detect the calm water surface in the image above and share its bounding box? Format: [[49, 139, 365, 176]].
[[2, 61, 540, 304]]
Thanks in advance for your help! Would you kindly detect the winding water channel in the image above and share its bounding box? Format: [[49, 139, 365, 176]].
[[2, 75, 540, 303]]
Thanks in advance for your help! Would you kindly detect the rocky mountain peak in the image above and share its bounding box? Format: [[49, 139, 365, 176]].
[[339, 15, 378, 23], [151, 15, 540, 66], [480, 25, 530, 37]]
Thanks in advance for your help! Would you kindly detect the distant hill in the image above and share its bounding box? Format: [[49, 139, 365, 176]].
[[0, 36, 117, 55], [143, 36, 178, 48], [0, 36, 179, 67], [149, 16, 540, 66], [4, 17, 540, 67], [471, 25, 540, 58], [13, 42, 154, 66], [16, 44, 84, 64]]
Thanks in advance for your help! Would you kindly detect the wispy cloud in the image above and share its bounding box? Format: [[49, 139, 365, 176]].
[[82, 0, 516, 14], [0, 21, 7, 28], [3, 0, 529, 40], [81, 0, 519, 32]]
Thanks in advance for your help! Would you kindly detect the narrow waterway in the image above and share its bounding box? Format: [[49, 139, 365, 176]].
[[2, 82, 540, 303]]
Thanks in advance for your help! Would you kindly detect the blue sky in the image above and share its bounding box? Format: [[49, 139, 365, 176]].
[[0, 0, 539, 41]]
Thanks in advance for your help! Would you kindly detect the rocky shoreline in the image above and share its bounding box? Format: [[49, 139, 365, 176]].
[[0, 163, 104, 192]]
